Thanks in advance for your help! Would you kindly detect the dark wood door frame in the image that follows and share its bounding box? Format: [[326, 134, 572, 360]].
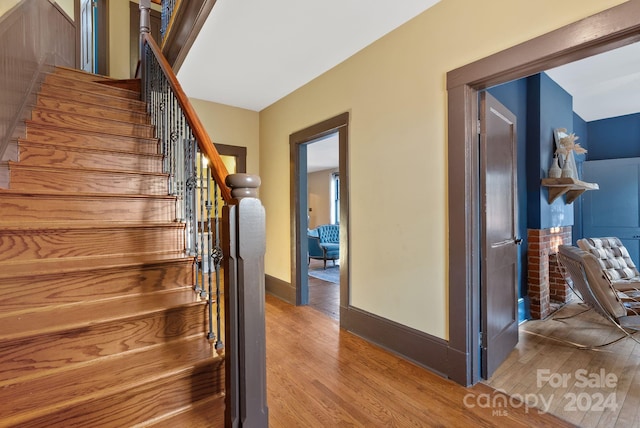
[[446, 2, 640, 386], [216, 143, 247, 173], [290, 112, 349, 313]]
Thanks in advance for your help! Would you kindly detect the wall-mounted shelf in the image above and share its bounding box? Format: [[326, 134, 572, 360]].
[[541, 177, 599, 204]]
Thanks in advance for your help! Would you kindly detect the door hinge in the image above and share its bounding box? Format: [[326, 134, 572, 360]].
[[477, 119, 481, 134]]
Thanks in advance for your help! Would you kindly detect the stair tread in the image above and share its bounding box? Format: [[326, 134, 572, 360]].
[[37, 86, 146, 112], [44, 73, 141, 99], [32, 106, 155, 130], [1, 335, 220, 424], [9, 356, 224, 428], [0, 189, 175, 200], [54, 66, 116, 81], [18, 138, 163, 159], [0, 253, 192, 279], [9, 162, 168, 177], [0, 288, 205, 341], [0, 220, 184, 230], [35, 93, 149, 122], [25, 121, 159, 146]]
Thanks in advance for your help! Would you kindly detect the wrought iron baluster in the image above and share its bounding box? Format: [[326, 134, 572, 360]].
[[141, 34, 225, 348], [197, 152, 206, 297], [205, 165, 215, 340], [185, 136, 197, 255], [213, 180, 223, 350]]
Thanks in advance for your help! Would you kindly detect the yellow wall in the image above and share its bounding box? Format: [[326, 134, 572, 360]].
[[259, 0, 626, 339], [56, 0, 75, 20], [109, 0, 161, 79], [190, 98, 260, 176], [0, 0, 22, 16], [308, 168, 337, 229]]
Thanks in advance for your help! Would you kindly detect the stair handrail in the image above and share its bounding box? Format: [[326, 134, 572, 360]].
[[139, 2, 269, 426], [139, 32, 232, 202], [159, 0, 178, 47]]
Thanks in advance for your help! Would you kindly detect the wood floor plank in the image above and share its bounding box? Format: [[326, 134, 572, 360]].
[[485, 300, 640, 428], [265, 295, 574, 427]]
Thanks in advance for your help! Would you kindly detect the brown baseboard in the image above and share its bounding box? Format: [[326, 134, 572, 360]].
[[341, 305, 450, 378], [265, 274, 295, 304], [266, 274, 458, 381]]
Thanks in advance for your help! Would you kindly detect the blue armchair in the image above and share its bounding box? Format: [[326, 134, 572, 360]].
[[307, 225, 339, 269]]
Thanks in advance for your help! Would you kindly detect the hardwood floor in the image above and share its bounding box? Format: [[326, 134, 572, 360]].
[[308, 259, 339, 320], [485, 299, 640, 427], [265, 295, 573, 427]]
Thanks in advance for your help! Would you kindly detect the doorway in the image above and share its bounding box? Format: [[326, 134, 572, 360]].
[[306, 133, 340, 319], [446, 2, 640, 386], [79, 0, 93, 72], [290, 113, 349, 322], [76, 0, 108, 75]]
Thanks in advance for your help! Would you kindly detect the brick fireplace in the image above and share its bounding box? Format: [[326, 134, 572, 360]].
[[527, 226, 573, 319]]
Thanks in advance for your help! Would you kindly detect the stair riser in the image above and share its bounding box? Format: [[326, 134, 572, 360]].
[[151, 395, 225, 427], [14, 361, 223, 427], [0, 195, 175, 223], [0, 305, 206, 384], [0, 338, 219, 427], [25, 124, 158, 155], [36, 95, 149, 124], [99, 79, 141, 93], [37, 85, 145, 112], [43, 74, 140, 100], [0, 227, 185, 262], [10, 166, 168, 195], [19, 143, 163, 173], [53, 67, 115, 83], [0, 261, 193, 311], [30, 110, 155, 138]]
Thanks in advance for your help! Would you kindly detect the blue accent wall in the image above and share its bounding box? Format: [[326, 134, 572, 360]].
[[587, 113, 640, 160], [526, 73, 575, 230], [486, 73, 582, 322], [488, 80, 529, 320]]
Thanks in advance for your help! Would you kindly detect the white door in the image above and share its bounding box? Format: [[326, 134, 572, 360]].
[[80, 0, 94, 73]]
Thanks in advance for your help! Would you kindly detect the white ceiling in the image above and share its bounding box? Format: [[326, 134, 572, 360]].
[[177, 2, 640, 171], [178, 0, 441, 112], [546, 41, 640, 122], [306, 133, 339, 173]]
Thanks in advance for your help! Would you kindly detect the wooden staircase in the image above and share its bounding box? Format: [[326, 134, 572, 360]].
[[0, 67, 225, 427]]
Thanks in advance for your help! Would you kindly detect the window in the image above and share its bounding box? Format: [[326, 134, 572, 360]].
[[331, 172, 340, 225]]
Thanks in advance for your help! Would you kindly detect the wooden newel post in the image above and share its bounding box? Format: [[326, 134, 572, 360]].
[[223, 173, 269, 428], [138, 0, 150, 84], [139, 0, 151, 65]]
